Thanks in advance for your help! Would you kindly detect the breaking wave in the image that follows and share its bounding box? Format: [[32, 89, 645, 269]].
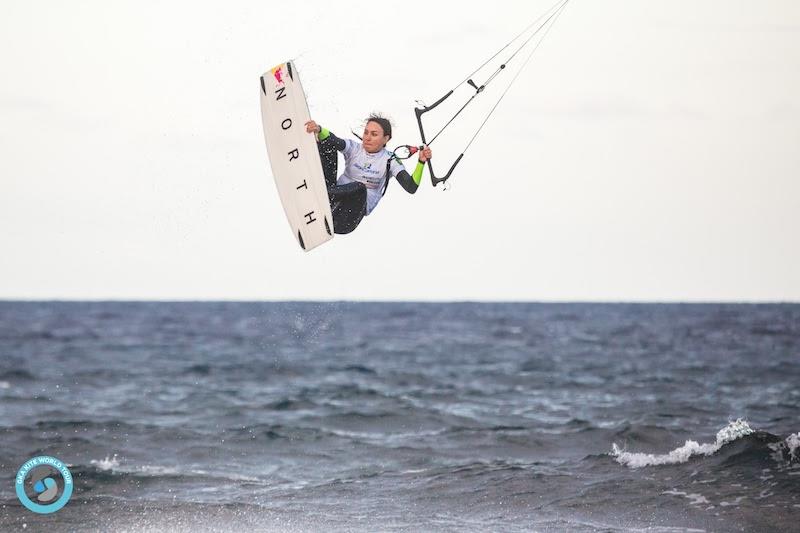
[[611, 419, 757, 468]]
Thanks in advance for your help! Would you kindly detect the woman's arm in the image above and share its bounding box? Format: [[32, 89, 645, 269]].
[[305, 120, 345, 151], [394, 162, 426, 194]]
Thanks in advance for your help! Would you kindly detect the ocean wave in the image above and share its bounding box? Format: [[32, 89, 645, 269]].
[[263, 397, 317, 411], [84, 456, 187, 478], [336, 364, 377, 375], [227, 423, 328, 442], [611, 419, 755, 468], [82, 456, 266, 484], [0, 369, 36, 381], [16, 419, 150, 432], [183, 364, 212, 376], [451, 424, 528, 433], [611, 420, 800, 471]]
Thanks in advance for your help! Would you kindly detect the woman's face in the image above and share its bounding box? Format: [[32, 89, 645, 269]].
[[362, 121, 390, 153]]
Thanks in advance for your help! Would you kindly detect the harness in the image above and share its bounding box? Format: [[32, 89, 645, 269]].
[[382, 145, 420, 197]]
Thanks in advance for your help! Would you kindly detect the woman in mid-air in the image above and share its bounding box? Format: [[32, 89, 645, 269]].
[[305, 115, 432, 234]]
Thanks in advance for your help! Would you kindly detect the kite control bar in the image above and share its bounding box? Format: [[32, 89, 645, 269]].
[[414, 91, 464, 187]]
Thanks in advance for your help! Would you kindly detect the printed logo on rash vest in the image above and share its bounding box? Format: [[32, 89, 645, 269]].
[[353, 162, 383, 189]]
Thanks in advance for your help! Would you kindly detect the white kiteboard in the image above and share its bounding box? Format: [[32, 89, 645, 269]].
[[259, 61, 333, 251]]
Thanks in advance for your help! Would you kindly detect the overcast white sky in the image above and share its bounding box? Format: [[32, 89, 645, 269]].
[[1, 0, 798, 301]]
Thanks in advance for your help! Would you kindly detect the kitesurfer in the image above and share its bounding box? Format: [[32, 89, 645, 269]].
[[304, 115, 432, 234]]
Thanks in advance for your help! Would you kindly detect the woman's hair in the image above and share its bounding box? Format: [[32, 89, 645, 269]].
[[365, 113, 392, 141]]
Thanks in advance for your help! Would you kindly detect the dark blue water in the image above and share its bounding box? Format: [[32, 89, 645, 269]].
[[0, 302, 798, 531]]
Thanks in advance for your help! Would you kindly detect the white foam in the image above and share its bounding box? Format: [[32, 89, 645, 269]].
[[786, 432, 800, 460], [612, 419, 754, 468], [663, 489, 710, 506], [90, 457, 178, 476], [90, 454, 120, 470], [139, 465, 182, 476], [90, 457, 267, 484], [719, 496, 747, 507], [769, 431, 800, 463]]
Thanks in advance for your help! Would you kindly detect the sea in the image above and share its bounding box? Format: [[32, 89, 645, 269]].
[[0, 302, 798, 532]]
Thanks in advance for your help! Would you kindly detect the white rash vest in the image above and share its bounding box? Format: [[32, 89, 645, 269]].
[[338, 138, 407, 215]]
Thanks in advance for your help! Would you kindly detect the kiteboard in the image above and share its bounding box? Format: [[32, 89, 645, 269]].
[[259, 61, 333, 251]]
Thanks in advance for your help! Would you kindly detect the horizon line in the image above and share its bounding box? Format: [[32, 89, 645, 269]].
[[1, 298, 798, 305]]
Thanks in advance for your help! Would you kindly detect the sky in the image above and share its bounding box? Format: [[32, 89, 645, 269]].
[[1, 0, 798, 301]]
